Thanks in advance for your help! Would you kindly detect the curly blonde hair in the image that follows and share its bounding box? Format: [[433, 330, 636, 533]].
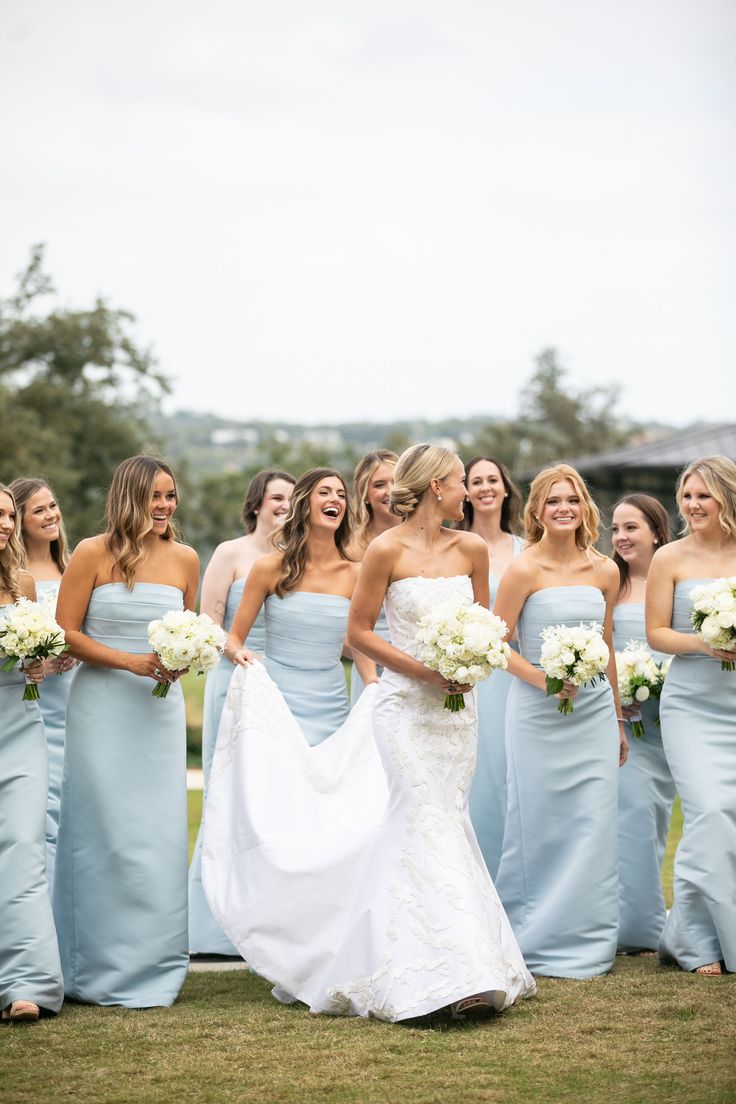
[[524, 464, 601, 552], [0, 483, 25, 601], [270, 468, 353, 597], [105, 456, 179, 589], [390, 444, 458, 519], [352, 449, 398, 547], [10, 477, 71, 573], [676, 455, 736, 539]]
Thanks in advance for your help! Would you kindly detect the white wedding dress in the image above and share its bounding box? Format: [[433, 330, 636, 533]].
[[202, 575, 536, 1021]]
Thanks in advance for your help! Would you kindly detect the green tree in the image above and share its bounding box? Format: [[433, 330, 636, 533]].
[[0, 245, 169, 542]]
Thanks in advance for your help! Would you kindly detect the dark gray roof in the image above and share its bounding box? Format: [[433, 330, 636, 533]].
[[568, 423, 736, 472]]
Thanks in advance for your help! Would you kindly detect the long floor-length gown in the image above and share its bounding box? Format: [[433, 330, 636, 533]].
[[469, 535, 524, 878], [53, 583, 189, 1007], [613, 603, 676, 952], [35, 578, 75, 891], [203, 576, 536, 1021], [495, 586, 620, 978], [188, 579, 265, 954], [0, 604, 64, 1015], [658, 579, 736, 972]]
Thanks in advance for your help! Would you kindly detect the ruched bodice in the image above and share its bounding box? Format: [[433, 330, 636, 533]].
[[82, 582, 183, 651], [516, 586, 605, 665], [265, 592, 349, 669], [224, 578, 266, 653], [384, 575, 473, 659], [672, 579, 719, 658]]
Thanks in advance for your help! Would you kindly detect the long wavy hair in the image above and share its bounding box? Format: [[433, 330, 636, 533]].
[[10, 477, 71, 573], [270, 468, 353, 597], [390, 444, 458, 518], [104, 456, 179, 589], [524, 463, 601, 553], [676, 455, 736, 539], [459, 456, 522, 534], [352, 449, 398, 547], [0, 483, 25, 601], [612, 493, 671, 596], [241, 468, 296, 534]]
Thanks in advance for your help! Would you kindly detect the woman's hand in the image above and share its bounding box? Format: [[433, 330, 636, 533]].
[[420, 666, 472, 694], [125, 652, 178, 684], [230, 647, 258, 668], [21, 658, 45, 684], [45, 654, 77, 675], [618, 722, 629, 766], [706, 645, 736, 664], [555, 680, 579, 702], [621, 703, 641, 721]]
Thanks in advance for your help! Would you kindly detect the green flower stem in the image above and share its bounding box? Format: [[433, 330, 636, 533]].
[[443, 692, 465, 712], [152, 681, 171, 698], [631, 719, 645, 739], [721, 661, 735, 672], [557, 697, 574, 715], [22, 682, 40, 701]]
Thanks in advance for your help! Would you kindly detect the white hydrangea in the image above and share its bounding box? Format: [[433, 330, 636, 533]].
[[691, 578, 736, 670], [615, 641, 670, 737], [539, 622, 610, 715], [415, 601, 510, 711], [148, 610, 227, 697], [0, 596, 68, 700]]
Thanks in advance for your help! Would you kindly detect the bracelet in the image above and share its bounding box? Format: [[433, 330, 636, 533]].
[[616, 716, 625, 723]]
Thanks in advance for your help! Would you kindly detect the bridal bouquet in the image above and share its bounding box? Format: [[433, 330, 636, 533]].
[[415, 602, 511, 712], [690, 578, 736, 671], [0, 596, 68, 700], [615, 642, 670, 738], [540, 622, 609, 715], [147, 610, 227, 698]]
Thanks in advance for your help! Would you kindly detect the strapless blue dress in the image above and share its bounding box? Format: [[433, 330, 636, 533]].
[[658, 579, 736, 972], [469, 535, 524, 879], [53, 583, 189, 1006], [0, 604, 64, 1015], [35, 578, 75, 891], [263, 592, 350, 746], [613, 603, 676, 952], [495, 586, 620, 977], [350, 605, 389, 705], [188, 579, 265, 954]]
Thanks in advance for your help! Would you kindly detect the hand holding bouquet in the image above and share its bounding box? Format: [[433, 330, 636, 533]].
[[0, 596, 68, 701], [147, 610, 227, 698], [539, 622, 609, 715], [616, 642, 670, 738], [415, 601, 511, 711], [690, 578, 736, 671]]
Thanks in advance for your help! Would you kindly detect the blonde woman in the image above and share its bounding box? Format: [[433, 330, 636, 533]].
[[54, 456, 198, 1007], [493, 464, 625, 978], [348, 449, 399, 702], [647, 456, 736, 976], [188, 467, 294, 956], [11, 477, 76, 889], [204, 445, 536, 1023], [0, 483, 62, 1023]]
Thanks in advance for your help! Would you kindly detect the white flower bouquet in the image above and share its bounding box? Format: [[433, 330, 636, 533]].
[[0, 596, 68, 700], [690, 577, 736, 671], [615, 642, 670, 738], [415, 601, 511, 712], [147, 610, 227, 698], [539, 622, 609, 715]]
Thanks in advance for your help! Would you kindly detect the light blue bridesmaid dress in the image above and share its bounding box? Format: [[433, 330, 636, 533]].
[[613, 603, 676, 952], [188, 578, 265, 955], [263, 592, 350, 746], [53, 583, 189, 1006], [349, 604, 389, 705], [0, 604, 63, 1015], [469, 534, 524, 879], [495, 586, 620, 977], [658, 579, 736, 972], [35, 578, 75, 891]]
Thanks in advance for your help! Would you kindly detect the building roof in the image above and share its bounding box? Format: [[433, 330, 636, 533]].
[[568, 423, 736, 473]]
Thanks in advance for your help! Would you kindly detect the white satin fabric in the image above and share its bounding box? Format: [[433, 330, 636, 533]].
[[202, 575, 535, 1020]]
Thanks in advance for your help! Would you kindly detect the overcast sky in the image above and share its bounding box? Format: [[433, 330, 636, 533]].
[[1, 0, 734, 426]]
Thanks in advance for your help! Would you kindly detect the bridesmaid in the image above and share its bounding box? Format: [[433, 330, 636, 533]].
[[188, 467, 294, 955], [224, 468, 374, 746], [494, 463, 626, 978], [647, 455, 736, 976], [347, 449, 399, 703], [54, 456, 199, 1006], [0, 483, 63, 1023], [10, 477, 76, 890], [460, 457, 524, 879], [611, 494, 676, 954]]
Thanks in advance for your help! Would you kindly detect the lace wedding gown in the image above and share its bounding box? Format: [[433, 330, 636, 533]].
[[202, 575, 536, 1021]]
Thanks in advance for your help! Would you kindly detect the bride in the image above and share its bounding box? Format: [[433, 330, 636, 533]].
[[202, 444, 536, 1022]]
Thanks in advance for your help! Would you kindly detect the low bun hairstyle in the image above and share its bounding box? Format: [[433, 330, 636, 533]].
[[390, 444, 458, 519]]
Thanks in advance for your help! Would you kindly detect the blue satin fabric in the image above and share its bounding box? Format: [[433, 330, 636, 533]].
[[469, 535, 524, 879], [350, 605, 389, 705], [35, 579, 75, 892], [658, 579, 736, 971], [263, 592, 350, 746], [613, 603, 676, 952], [495, 586, 620, 977], [188, 578, 265, 954], [0, 604, 63, 1014], [53, 583, 189, 1006]]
